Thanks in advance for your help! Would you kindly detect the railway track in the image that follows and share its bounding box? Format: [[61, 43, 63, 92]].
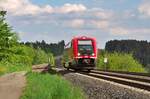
[[79, 70, 150, 91], [96, 70, 150, 77], [31, 64, 150, 92]]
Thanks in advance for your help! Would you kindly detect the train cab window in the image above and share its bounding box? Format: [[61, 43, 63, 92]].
[[78, 40, 94, 55]]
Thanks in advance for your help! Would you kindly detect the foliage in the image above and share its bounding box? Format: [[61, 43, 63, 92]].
[[32, 48, 55, 65], [0, 43, 55, 75], [48, 53, 55, 66], [7, 45, 35, 65], [0, 11, 55, 75], [0, 45, 55, 75], [97, 52, 146, 73], [21, 72, 85, 99], [32, 48, 48, 65], [0, 11, 30, 75], [23, 40, 65, 56], [105, 40, 150, 69], [0, 11, 18, 61], [62, 48, 71, 63], [0, 45, 34, 75]]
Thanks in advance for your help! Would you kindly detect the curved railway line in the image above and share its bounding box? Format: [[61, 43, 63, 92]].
[[79, 70, 150, 91]]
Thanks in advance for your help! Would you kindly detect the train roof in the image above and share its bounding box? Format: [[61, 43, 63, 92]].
[[72, 36, 96, 40]]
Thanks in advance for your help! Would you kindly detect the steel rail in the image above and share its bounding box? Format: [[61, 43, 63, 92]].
[[79, 71, 150, 91], [91, 70, 150, 83], [95, 69, 150, 77]]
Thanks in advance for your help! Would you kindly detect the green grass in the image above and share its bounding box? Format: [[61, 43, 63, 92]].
[[0, 62, 31, 76], [21, 72, 85, 99]]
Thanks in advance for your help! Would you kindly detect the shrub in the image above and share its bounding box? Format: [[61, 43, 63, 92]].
[[6, 45, 35, 66], [32, 48, 48, 65], [47, 53, 55, 66], [97, 52, 146, 73], [0, 45, 55, 75], [7, 55, 32, 66]]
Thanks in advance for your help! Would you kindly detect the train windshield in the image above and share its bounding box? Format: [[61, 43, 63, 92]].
[[78, 40, 94, 55]]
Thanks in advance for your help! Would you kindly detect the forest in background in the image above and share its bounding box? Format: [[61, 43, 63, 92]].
[[105, 40, 150, 70], [22, 40, 65, 56]]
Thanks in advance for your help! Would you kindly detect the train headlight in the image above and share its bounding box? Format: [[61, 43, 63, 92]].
[[78, 53, 81, 56], [92, 53, 95, 56]]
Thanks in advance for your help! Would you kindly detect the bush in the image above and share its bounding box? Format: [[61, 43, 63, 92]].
[[7, 55, 32, 66], [6, 45, 35, 66], [32, 48, 55, 65], [47, 53, 55, 66], [0, 45, 55, 75], [33, 48, 48, 65], [97, 52, 146, 73]]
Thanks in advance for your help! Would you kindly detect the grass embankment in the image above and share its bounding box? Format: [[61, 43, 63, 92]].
[[21, 72, 85, 99], [0, 63, 31, 76]]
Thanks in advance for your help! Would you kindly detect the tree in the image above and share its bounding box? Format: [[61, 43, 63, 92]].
[[0, 11, 18, 60]]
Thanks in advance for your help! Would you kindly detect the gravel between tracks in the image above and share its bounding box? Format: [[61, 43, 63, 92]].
[[63, 72, 150, 99]]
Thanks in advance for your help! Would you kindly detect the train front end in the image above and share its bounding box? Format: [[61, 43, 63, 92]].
[[72, 36, 97, 70]]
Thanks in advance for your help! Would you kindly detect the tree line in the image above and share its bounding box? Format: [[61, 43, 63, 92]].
[[22, 40, 65, 56], [105, 40, 150, 69]]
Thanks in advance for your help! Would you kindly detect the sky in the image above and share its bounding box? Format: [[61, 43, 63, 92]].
[[0, 0, 150, 48]]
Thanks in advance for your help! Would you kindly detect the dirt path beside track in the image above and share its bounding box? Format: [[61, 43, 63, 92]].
[[0, 71, 27, 99]]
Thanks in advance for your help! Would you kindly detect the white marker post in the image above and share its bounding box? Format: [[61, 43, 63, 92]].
[[104, 58, 108, 71]]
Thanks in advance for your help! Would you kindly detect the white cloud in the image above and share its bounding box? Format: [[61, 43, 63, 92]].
[[0, 0, 86, 16], [70, 19, 85, 28], [110, 27, 150, 36], [131, 28, 150, 34], [138, 0, 150, 17], [92, 20, 109, 29], [57, 3, 86, 14], [93, 8, 114, 19], [110, 27, 129, 35], [0, 0, 53, 16]]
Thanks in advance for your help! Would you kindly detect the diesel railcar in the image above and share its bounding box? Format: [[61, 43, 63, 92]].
[[62, 36, 97, 71]]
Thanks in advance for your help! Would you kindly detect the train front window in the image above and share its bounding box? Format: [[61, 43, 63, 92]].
[[78, 40, 94, 55]]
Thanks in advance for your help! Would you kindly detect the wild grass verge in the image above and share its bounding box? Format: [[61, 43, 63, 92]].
[[0, 62, 31, 76], [21, 72, 85, 99]]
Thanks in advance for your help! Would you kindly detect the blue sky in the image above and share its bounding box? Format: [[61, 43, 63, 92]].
[[0, 0, 150, 48]]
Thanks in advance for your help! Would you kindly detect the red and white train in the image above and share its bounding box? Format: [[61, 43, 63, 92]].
[[62, 36, 97, 71]]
